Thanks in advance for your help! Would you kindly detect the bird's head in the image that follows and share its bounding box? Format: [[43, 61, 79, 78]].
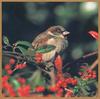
[[47, 25, 70, 39]]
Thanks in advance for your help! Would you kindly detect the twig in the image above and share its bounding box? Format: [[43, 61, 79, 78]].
[[90, 59, 98, 70], [65, 88, 73, 93], [3, 50, 51, 76], [83, 51, 97, 58], [3, 51, 24, 57], [63, 50, 97, 70]]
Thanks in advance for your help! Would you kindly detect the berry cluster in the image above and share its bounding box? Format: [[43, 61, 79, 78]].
[[35, 86, 45, 92], [2, 56, 97, 97], [49, 77, 77, 97], [18, 85, 31, 96], [16, 77, 31, 96], [4, 58, 27, 75], [15, 62, 27, 70], [17, 77, 26, 84], [2, 76, 16, 96], [4, 58, 15, 75], [2, 74, 31, 96], [79, 66, 96, 80]]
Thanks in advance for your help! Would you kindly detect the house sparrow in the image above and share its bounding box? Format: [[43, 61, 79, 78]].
[[32, 25, 69, 61]]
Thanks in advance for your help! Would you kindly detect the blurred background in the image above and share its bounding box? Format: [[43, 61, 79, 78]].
[[2, 2, 98, 64]]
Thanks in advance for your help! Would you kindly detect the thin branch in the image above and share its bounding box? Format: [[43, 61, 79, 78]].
[[65, 88, 73, 93], [3, 51, 24, 57], [83, 51, 97, 58], [90, 59, 98, 70], [3, 50, 51, 76], [63, 50, 97, 70]]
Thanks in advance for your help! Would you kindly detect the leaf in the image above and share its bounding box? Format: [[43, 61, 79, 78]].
[[80, 68, 85, 72], [3, 36, 10, 45], [16, 46, 27, 55], [11, 79, 20, 89], [77, 78, 89, 96], [36, 45, 56, 53], [15, 41, 32, 47], [25, 48, 35, 56]]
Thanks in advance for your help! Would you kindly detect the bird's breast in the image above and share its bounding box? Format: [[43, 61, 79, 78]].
[[42, 38, 67, 61], [47, 38, 63, 53]]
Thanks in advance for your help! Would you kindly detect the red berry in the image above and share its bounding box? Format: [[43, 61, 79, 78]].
[[35, 53, 43, 63], [4, 64, 11, 70], [17, 78, 26, 84], [2, 75, 9, 81], [88, 74, 92, 78], [58, 80, 63, 85], [15, 64, 22, 69], [7, 70, 13, 75], [2, 81, 16, 96], [9, 58, 15, 65], [93, 71, 96, 75], [56, 82, 61, 88], [65, 78, 69, 83], [18, 85, 30, 96], [68, 78, 73, 84], [35, 86, 45, 92], [24, 85, 31, 92], [87, 69, 92, 73], [92, 74, 96, 79], [22, 62, 27, 68], [72, 79, 77, 85], [15, 64, 19, 69], [19, 64, 25, 69], [56, 88, 63, 97], [49, 86, 57, 92], [62, 82, 67, 88]]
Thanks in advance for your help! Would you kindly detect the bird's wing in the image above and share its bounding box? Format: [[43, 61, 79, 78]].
[[32, 32, 50, 49]]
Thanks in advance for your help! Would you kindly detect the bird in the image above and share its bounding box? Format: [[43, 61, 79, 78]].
[[32, 25, 70, 62]]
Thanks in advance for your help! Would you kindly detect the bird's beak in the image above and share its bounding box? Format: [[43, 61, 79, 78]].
[[63, 31, 70, 36]]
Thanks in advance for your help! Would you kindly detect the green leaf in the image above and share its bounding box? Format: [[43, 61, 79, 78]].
[[11, 79, 20, 90], [25, 48, 35, 56], [15, 41, 32, 48], [16, 46, 27, 55], [36, 45, 56, 53], [80, 68, 85, 72], [77, 78, 89, 96], [3, 36, 10, 45]]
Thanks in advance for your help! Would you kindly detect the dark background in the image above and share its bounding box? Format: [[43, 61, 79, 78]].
[[2, 2, 98, 63]]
